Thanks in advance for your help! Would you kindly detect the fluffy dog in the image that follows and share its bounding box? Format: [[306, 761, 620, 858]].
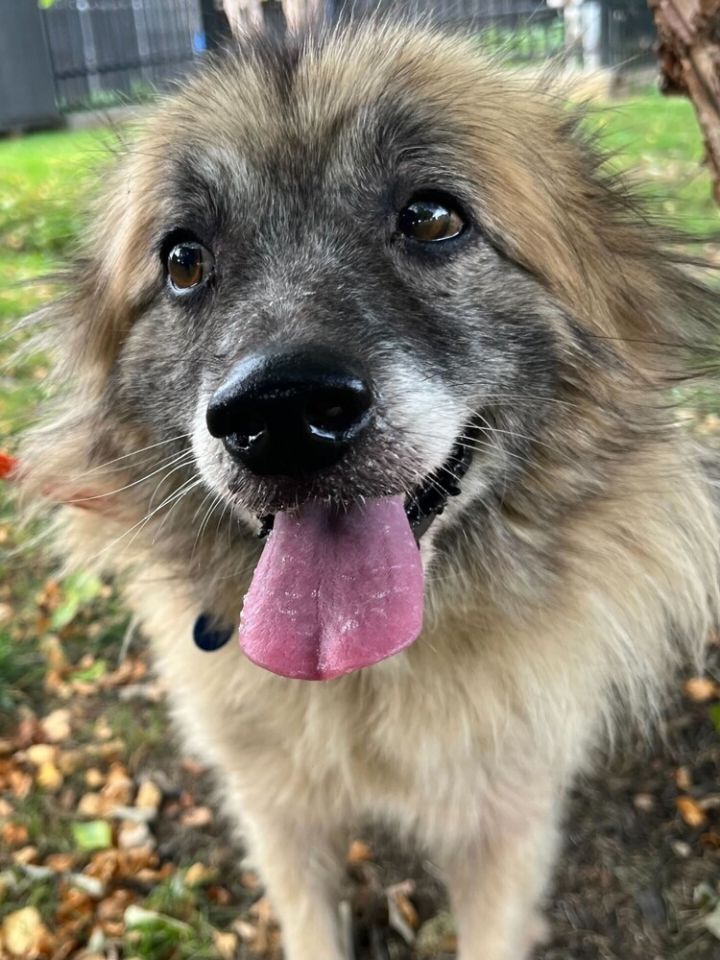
[[21, 21, 720, 960]]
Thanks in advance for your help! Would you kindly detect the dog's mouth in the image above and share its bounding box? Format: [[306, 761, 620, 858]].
[[238, 441, 473, 682], [256, 440, 473, 542]]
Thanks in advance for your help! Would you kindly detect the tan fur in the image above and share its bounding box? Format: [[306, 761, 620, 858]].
[[20, 22, 720, 960]]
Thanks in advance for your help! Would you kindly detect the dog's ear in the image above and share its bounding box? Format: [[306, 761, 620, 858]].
[[60, 146, 164, 386], [454, 88, 715, 383]]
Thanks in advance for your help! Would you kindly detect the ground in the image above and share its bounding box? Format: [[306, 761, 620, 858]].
[[1, 90, 720, 960]]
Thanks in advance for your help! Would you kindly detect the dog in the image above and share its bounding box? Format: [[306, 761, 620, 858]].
[[20, 21, 720, 960]]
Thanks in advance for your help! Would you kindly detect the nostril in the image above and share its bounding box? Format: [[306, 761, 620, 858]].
[[304, 387, 370, 438], [232, 411, 266, 447]]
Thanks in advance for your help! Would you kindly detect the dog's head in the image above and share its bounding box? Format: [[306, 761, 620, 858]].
[[28, 24, 714, 679]]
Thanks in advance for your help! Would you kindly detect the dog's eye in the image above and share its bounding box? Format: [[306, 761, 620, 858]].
[[398, 197, 464, 243], [166, 241, 214, 292]]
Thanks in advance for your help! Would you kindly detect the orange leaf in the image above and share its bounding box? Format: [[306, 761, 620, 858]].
[[677, 795, 708, 828], [683, 677, 718, 703], [0, 451, 18, 480]]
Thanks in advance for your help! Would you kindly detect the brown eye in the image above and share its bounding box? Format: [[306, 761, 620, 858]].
[[166, 241, 214, 291], [398, 198, 465, 243]]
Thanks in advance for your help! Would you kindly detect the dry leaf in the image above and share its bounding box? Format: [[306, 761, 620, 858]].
[[213, 931, 238, 959], [677, 795, 708, 828], [1, 822, 29, 847], [9, 769, 33, 799], [58, 750, 84, 776], [12, 845, 39, 866], [683, 677, 718, 703], [0, 797, 13, 816], [45, 853, 76, 873], [36, 761, 63, 792], [117, 821, 153, 850], [102, 763, 133, 805], [77, 793, 103, 818], [84, 768, 105, 789], [135, 779, 162, 813], [25, 744, 58, 767], [40, 708, 72, 743], [674, 767, 693, 792], [180, 805, 213, 828], [1, 906, 48, 958], [347, 839, 373, 864], [233, 919, 258, 942], [185, 862, 213, 887], [93, 718, 113, 742]]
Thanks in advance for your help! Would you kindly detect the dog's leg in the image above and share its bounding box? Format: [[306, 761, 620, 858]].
[[437, 794, 559, 960], [242, 809, 349, 960]]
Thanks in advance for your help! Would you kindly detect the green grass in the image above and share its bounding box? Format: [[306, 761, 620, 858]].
[[588, 89, 720, 237]]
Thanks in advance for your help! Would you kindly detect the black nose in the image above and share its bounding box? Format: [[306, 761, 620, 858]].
[[206, 348, 373, 476]]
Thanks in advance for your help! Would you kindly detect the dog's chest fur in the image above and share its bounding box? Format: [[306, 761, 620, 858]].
[[125, 561, 595, 852]]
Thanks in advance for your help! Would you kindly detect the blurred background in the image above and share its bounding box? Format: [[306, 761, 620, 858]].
[[2, 2, 720, 960]]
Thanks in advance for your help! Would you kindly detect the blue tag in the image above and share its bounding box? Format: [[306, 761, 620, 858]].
[[193, 613, 234, 652]]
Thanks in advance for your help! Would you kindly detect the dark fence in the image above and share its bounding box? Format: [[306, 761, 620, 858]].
[[336, 0, 566, 64], [41, 0, 208, 111], [600, 0, 657, 70], [0, 0, 659, 129]]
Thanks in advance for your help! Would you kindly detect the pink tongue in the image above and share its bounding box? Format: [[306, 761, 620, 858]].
[[239, 496, 424, 680]]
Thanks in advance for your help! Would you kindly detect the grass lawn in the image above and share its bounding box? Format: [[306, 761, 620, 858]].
[[1, 89, 720, 959]]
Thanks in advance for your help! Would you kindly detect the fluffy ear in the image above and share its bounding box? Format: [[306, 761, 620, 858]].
[[50, 138, 167, 391], [458, 94, 716, 383], [15, 137, 168, 510]]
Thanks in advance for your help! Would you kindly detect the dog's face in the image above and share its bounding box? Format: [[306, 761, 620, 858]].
[[103, 29, 581, 546], [37, 26, 700, 677]]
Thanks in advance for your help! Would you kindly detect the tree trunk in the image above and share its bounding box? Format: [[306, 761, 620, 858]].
[[648, 0, 720, 203]]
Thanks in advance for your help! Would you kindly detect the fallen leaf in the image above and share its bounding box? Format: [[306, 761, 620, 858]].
[[674, 767, 693, 791], [72, 820, 113, 852], [45, 853, 76, 873], [12, 846, 39, 866], [101, 763, 133, 805], [347, 839, 373, 864], [213, 930, 238, 959], [1, 822, 29, 847], [683, 677, 718, 702], [1, 906, 48, 958], [58, 750, 85, 776], [25, 744, 58, 767], [135, 779, 162, 814], [117, 821, 153, 850], [40, 708, 72, 743], [677, 795, 708, 828], [36, 760, 63, 792], [84, 768, 105, 789], [8, 769, 33, 799], [185, 862, 214, 887], [180, 805, 213, 828], [77, 793, 103, 818]]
